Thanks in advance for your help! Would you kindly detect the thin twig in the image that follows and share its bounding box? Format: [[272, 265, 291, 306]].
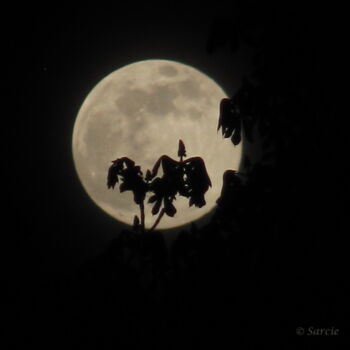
[[150, 208, 165, 232], [139, 201, 145, 233]]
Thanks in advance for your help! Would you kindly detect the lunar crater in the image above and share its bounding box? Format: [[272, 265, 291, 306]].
[[177, 79, 203, 99], [159, 65, 178, 77]]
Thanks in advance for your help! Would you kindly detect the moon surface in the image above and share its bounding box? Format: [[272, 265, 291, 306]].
[[72, 59, 242, 229]]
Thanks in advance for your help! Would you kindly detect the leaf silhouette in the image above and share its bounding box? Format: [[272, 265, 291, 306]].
[[107, 157, 148, 205], [178, 139, 187, 159], [149, 143, 212, 215], [218, 79, 261, 146], [148, 170, 179, 217], [148, 178, 165, 215], [218, 98, 234, 137], [231, 120, 242, 145], [218, 98, 242, 145], [145, 169, 153, 182], [107, 160, 122, 189], [108, 141, 212, 231], [183, 157, 212, 208], [133, 215, 140, 230], [164, 198, 177, 217], [216, 169, 243, 209], [151, 155, 185, 193], [151, 198, 162, 216]]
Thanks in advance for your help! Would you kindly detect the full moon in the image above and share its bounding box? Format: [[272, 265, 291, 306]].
[[72, 59, 242, 229]]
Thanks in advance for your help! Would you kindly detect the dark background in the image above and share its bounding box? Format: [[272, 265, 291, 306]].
[[5, 2, 348, 348], [7, 3, 253, 272]]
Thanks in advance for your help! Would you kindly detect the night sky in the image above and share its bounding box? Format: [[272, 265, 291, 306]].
[[7, 4, 254, 272], [5, 3, 348, 348]]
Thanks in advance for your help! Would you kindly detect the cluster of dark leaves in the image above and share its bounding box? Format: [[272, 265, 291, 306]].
[[217, 77, 292, 149], [148, 153, 212, 216], [107, 140, 212, 222], [217, 79, 260, 146], [210, 8, 348, 275], [107, 157, 148, 205], [211, 6, 332, 170], [215, 162, 277, 231]]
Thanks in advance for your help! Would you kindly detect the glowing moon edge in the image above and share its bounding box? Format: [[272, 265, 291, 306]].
[[72, 59, 242, 230]]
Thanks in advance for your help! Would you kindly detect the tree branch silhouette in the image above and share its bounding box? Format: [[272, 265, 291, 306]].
[[107, 140, 211, 232]]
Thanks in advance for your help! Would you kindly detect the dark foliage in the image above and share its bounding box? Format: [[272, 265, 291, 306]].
[[217, 79, 260, 145], [148, 155, 184, 217], [182, 157, 212, 207], [149, 154, 212, 213], [9, 6, 346, 350], [107, 157, 148, 205], [178, 139, 186, 159], [107, 140, 212, 231]]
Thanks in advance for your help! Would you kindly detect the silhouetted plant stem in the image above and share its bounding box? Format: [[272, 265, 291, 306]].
[[108, 140, 211, 232], [150, 208, 165, 232], [140, 201, 145, 233]]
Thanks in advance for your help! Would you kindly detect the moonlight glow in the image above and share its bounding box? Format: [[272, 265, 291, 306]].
[[72, 59, 241, 229]]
